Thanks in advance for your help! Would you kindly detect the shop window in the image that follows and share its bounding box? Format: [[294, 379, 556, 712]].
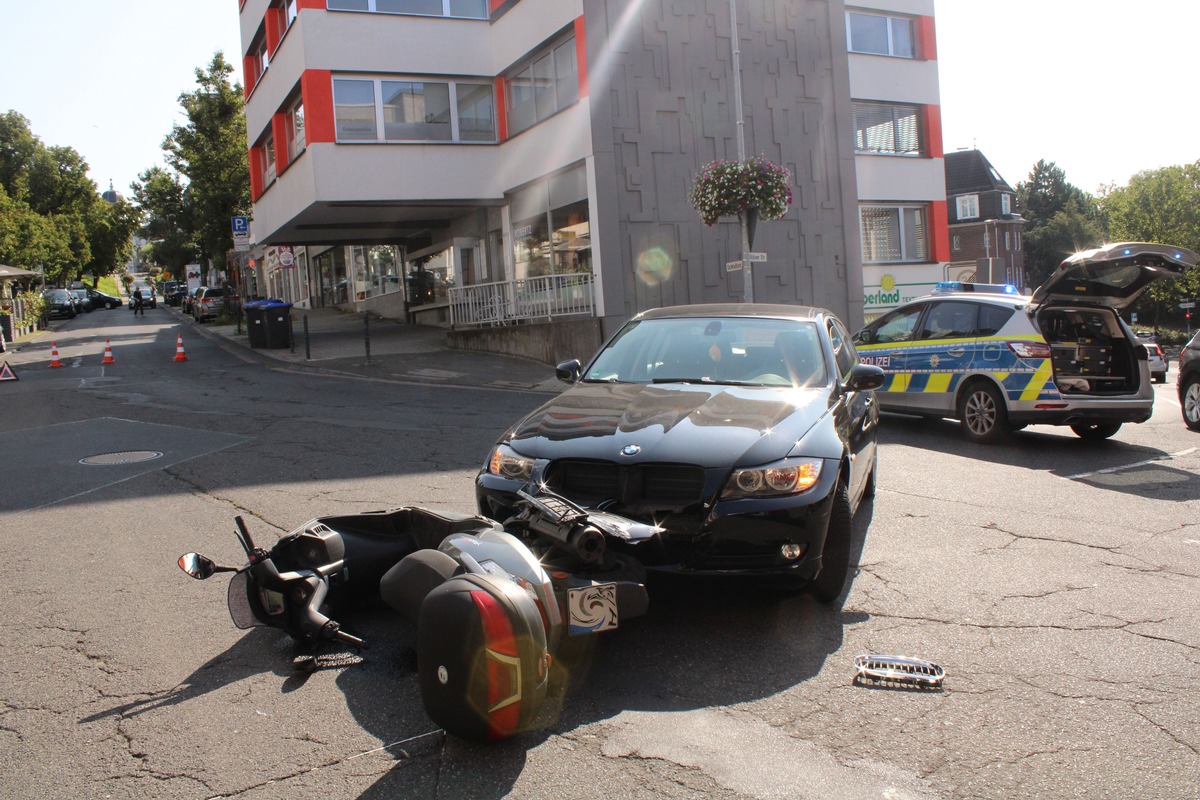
[[510, 165, 591, 280]]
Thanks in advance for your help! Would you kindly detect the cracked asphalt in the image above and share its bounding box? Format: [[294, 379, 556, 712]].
[[0, 306, 1197, 799]]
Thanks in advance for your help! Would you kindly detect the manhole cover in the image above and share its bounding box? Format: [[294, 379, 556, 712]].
[[80, 450, 164, 466]]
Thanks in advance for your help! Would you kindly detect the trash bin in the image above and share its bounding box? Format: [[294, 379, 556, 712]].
[[244, 300, 268, 349], [262, 301, 294, 349]]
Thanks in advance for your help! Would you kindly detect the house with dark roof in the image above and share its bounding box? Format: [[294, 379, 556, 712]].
[[944, 149, 1026, 289]]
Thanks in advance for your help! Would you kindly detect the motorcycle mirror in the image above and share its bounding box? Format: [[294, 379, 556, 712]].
[[178, 552, 218, 579]]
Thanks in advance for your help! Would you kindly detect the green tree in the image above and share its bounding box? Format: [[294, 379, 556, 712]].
[[1016, 160, 1104, 287], [1100, 163, 1200, 328], [82, 197, 142, 284], [161, 53, 250, 267], [132, 166, 199, 272]]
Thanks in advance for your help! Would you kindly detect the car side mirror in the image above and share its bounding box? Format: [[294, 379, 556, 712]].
[[845, 363, 886, 392], [555, 359, 582, 383]]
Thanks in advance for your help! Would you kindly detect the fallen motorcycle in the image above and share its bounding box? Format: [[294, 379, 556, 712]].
[[178, 490, 659, 741]]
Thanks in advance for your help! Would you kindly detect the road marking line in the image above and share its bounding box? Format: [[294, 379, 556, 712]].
[[1063, 447, 1198, 480]]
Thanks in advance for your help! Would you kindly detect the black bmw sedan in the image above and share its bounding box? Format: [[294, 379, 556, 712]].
[[476, 304, 885, 603]]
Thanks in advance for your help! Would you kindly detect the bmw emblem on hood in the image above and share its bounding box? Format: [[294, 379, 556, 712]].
[[621, 444, 641, 457]]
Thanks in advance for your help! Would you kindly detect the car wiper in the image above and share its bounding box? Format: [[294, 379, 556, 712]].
[[650, 377, 753, 386]]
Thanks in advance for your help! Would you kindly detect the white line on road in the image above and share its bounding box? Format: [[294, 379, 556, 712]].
[[1063, 447, 1198, 480]]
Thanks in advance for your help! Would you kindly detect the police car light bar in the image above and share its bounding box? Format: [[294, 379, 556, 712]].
[[933, 281, 1019, 295]]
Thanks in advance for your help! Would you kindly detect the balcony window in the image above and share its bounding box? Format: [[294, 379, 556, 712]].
[[327, 0, 486, 17], [334, 79, 379, 140], [506, 34, 578, 136], [853, 102, 922, 155], [861, 205, 928, 263], [847, 11, 915, 58], [287, 99, 306, 162], [334, 76, 494, 143], [263, 134, 277, 186]]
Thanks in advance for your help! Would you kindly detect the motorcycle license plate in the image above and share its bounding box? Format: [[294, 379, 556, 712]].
[[567, 583, 618, 636]]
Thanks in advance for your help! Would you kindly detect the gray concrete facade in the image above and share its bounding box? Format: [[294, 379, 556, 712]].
[[586, 0, 864, 336]]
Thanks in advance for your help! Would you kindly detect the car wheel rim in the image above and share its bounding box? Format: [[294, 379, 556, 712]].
[[1186, 383, 1200, 424], [965, 391, 996, 435]]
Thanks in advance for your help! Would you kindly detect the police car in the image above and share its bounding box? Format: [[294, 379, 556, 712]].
[[852, 242, 1197, 442]]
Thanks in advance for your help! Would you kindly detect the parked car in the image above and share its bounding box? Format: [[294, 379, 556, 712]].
[[852, 242, 1198, 442], [42, 288, 77, 320], [165, 285, 189, 307], [68, 288, 94, 312], [129, 281, 158, 310], [191, 286, 225, 323], [1139, 336, 1168, 383], [87, 288, 123, 310], [181, 287, 202, 315], [1178, 330, 1200, 431], [476, 303, 886, 603]]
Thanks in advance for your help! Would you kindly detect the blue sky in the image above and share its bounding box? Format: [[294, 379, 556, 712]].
[[0, 1, 1195, 200]]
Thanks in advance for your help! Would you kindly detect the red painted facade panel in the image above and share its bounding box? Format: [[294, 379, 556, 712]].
[[301, 70, 336, 144]]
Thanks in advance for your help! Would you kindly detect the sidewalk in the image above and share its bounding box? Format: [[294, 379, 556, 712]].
[[195, 306, 565, 393]]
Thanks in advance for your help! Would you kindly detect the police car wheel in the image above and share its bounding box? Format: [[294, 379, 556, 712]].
[[809, 483, 852, 605], [1070, 422, 1122, 441], [958, 382, 1010, 443], [1183, 376, 1200, 431]]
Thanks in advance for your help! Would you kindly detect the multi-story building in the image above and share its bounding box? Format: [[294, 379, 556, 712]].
[[237, 0, 946, 346], [943, 148, 1026, 290]]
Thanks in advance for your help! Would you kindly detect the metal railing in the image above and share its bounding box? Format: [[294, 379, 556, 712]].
[[449, 273, 595, 328]]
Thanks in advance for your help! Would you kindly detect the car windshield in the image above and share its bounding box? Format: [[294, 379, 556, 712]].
[[584, 316, 828, 387]]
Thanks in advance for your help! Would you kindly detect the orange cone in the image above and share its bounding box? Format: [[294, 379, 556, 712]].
[[173, 333, 188, 362], [49, 342, 63, 368], [101, 338, 116, 364]]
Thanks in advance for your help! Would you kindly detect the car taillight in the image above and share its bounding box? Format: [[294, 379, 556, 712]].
[[1006, 340, 1052, 360]]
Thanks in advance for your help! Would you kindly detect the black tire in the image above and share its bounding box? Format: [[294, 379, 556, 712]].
[[1070, 422, 1122, 441], [809, 484, 852, 604], [1183, 376, 1200, 432], [958, 381, 1011, 443], [861, 457, 877, 501]]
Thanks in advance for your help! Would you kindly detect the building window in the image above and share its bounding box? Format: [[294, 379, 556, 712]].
[[1000, 193, 1012, 215], [510, 165, 591, 280], [860, 205, 928, 263], [333, 77, 494, 143], [326, 0, 486, 18], [1005, 231, 1011, 251], [847, 11, 915, 58], [506, 34, 579, 136], [249, 38, 269, 87], [263, 134, 277, 186], [287, 99, 306, 162], [286, 0, 298, 27], [956, 194, 979, 220], [852, 101, 922, 155], [952, 235, 961, 252]]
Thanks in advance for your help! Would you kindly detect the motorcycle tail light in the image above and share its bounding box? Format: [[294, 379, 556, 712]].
[[470, 590, 522, 740]]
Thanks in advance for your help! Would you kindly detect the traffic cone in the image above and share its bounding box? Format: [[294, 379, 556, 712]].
[[173, 333, 189, 362], [49, 342, 63, 368], [101, 338, 115, 365]]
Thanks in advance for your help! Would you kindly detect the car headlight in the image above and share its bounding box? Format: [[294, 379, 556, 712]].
[[722, 458, 823, 498], [486, 444, 535, 483]]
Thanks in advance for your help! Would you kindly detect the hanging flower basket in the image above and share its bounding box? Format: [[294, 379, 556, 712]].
[[687, 157, 793, 227]]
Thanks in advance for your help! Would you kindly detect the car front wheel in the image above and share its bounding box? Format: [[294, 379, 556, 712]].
[[959, 381, 1010, 443], [1070, 422, 1122, 441], [1182, 376, 1200, 431], [809, 484, 852, 605]]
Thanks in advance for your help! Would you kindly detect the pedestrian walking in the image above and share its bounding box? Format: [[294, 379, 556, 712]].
[[132, 287, 144, 316]]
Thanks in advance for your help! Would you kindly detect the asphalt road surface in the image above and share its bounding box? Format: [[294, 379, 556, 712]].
[[0, 308, 1196, 799]]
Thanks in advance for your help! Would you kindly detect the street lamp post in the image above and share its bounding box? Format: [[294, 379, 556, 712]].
[[729, 0, 753, 302]]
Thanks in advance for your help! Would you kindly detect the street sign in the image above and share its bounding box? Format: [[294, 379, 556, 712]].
[[747, 252, 767, 262], [1179, 301, 1196, 309], [231, 216, 249, 234], [725, 260, 743, 271], [232, 216, 251, 252]]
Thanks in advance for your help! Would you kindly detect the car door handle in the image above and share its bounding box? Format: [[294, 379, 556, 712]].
[[947, 348, 965, 357]]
